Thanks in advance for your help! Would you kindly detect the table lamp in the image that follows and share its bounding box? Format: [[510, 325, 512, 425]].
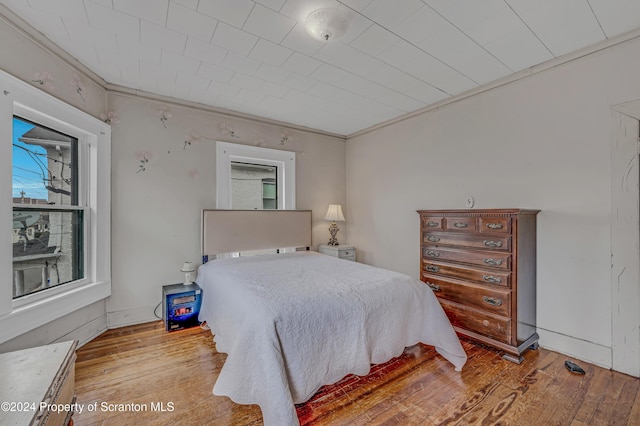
[[324, 204, 345, 246], [180, 261, 196, 285]]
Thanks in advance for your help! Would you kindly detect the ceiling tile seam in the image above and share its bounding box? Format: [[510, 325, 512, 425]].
[[217, 26, 260, 60], [262, 0, 285, 13], [277, 18, 297, 46], [336, 0, 478, 91], [503, 0, 554, 58], [289, 57, 438, 110], [247, 39, 295, 66], [302, 79, 409, 115], [60, 15, 75, 46], [80, 0, 90, 34], [585, 0, 607, 39], [419, 0, 513, 73], [317, 44, 452, 103], [299, 47, 450, 107], [160, 48, 179, 84], [213, 40, 233, 77], [195, 60, 212, 87], [163, 0, 169, 27], [224, 47, 404, 109], [241, 1, 257, 30], [193, 62, 214, 93], [241, 10, 295, 46], [210, 19, 220, 44], [137, 12, 141, 45], [109, 2, 161, 30], [179, 32, 188, 55]]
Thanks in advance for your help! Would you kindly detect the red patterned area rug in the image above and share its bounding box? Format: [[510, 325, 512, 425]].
[[295, 343, 435, 425]]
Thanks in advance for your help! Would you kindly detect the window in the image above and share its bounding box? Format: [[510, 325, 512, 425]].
[[216, 142, 295, 210], [216, 141, 295, 256], [262, 178, 276, 210], [12, 117, 83, 299], [0, 70, 111, 344], [229, 161, 277, 210]]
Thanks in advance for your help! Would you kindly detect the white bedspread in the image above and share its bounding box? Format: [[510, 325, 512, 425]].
[[197, 251, 466, 426]]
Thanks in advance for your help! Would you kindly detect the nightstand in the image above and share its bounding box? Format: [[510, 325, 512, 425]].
[[319, 244, 356, 262], [162, 283, 203, 331]]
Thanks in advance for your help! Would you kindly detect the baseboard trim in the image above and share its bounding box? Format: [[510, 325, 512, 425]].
[[107, 306, 161, 329], [537, 328, 612, 370], [55, 313, 108, 348]]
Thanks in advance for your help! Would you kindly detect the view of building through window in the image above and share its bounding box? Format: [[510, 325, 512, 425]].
[[12, 116, 83, 299], [230, 161, 278, 256], [230, 162, 278, 210]]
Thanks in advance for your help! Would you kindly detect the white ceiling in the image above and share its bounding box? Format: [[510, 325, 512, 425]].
[[1, 0, 640, 136]]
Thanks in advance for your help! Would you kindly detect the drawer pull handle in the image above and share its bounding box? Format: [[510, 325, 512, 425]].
[[426, 221, 439, 227], [427, 236, 440, 242], [426, 250, 440, 258], [483, 258, 503, 266], [487, 223, 503, 230], [483, 296, 503, 306], [453, 222, 468, 228], [483, 275, 502, 284], [483, 240, 503, 248], [425, 265, 440, 273], [426, 282, 441, 292]]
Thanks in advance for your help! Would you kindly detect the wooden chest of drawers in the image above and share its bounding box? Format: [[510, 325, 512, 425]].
[[418, 209, 539, 363]]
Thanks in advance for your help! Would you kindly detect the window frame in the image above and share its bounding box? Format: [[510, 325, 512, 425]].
[[0, 69, 111, 344], [216, 141, 295, 210]]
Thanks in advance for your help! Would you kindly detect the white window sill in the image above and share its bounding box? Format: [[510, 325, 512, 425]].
[[0, 280, 110, 344]]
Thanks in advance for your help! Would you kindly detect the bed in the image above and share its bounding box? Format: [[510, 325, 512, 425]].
[[197, 210, 467, 426]]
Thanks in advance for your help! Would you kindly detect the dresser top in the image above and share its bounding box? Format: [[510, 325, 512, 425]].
[[417, 209, 540, 215], [0, 340, 76, 424]]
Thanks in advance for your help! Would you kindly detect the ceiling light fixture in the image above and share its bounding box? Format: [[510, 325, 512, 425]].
[[304, 8, 350, 42]]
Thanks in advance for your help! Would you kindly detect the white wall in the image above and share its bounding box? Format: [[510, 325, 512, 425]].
[[346, 35, 640, 374], [107, 93, 346, 327]]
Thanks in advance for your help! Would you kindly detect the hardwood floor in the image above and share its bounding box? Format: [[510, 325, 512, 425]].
[[73, 321, 640, 425]]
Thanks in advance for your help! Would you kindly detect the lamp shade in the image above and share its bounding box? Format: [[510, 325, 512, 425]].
[[180, 261, 195, 273], [324, 204, 345, 222]]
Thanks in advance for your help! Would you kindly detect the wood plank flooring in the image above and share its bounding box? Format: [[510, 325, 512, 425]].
[[73, 321, 640, 425]]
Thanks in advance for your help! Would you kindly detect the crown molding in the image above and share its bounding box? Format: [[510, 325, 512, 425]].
[[0, 5, 107, 89], [104, 83, 346, 140]]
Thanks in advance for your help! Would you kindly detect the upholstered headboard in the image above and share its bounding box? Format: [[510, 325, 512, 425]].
[[201, 209, 312, 258]]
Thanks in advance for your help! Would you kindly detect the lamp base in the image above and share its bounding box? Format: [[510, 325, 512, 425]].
[[183, 272, 195, 285], [327, 222, 340, 246]]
